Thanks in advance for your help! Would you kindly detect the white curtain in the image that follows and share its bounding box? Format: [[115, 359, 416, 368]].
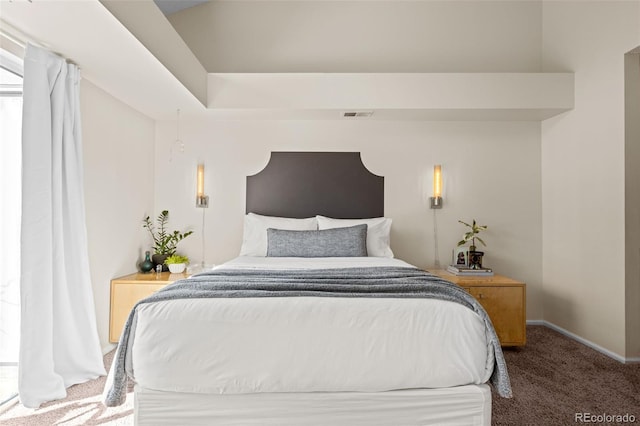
[[19, 44, 105, 409]]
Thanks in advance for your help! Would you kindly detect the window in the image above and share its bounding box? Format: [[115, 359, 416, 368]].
[[0, 46, 23, 406]]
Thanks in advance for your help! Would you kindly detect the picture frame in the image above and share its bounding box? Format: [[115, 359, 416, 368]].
[[453, 247, 469, 267]]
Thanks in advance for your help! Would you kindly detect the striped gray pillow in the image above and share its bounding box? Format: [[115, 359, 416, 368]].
[[267, 224, 368, 257]]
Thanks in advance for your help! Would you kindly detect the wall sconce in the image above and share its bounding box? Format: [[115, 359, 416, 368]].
[[196, 163, 209, 208], [430, 165, 443, 209]]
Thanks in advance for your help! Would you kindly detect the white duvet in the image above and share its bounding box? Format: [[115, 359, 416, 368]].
[[126, 257, 493, 395]]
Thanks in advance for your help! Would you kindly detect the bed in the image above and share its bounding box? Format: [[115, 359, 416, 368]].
[[103, 152, 511, 425]]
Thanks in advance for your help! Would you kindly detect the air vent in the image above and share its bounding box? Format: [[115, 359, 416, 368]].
[[342, 111, 374, 118]]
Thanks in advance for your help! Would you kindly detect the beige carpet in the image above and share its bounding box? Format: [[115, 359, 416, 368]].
[[0, 351, 133, 426]]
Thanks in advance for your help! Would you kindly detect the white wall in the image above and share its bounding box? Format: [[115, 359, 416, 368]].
[[153, 119, 543, 320], [169, 0, 542, 73], [541, 1, 640, 358], [81, 80, 155, 352]]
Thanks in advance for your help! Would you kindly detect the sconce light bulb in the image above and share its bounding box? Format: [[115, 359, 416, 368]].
[[197, 164, 205, 197], [433, 165, 442, 198]]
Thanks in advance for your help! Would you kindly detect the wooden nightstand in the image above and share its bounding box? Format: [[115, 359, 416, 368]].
[[430, 270, 526, 346], [109, 271, 189, 343]]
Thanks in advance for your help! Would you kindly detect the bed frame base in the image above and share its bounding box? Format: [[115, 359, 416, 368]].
[[134, 384, 491, 426]]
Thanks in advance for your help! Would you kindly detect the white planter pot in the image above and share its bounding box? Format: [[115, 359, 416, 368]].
[[168, 263, 186, 273]]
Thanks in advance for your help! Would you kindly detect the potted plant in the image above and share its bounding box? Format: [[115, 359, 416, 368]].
[[164, 254, 189, 274], [457, 219, 488, 269], [143, 210, 193, 271]]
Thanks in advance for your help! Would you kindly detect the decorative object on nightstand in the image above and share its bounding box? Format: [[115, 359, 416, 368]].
[[456, 219, 488, 270], [431, 269, 526, 346], [453, 246, 469, 267], [446, 264, 494, 276], [139, 251, 154, 273], [143, 210, 193, 271], [468, 250, 485, 269], [165, 254, 189, 274]]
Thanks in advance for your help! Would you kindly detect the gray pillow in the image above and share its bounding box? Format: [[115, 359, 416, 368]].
[[267, 224, 368, 257]]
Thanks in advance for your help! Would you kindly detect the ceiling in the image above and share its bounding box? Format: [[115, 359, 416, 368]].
[[153, 0, 209, 16], [0, 0, 205, 118], [0, 0, 574, 121]]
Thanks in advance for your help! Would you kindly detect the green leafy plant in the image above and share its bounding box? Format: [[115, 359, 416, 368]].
[[164, 254, 189, 265], [143, 210, 193, 255], [457, 219, 487, 251]]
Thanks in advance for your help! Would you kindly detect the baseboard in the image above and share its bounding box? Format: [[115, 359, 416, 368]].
[[526, 320, 640, 363], [534, 321, 635, 363]]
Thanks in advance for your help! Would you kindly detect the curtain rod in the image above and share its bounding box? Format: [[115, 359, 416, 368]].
[[0, 21, 79, 67], [0, 20, 47, 50]]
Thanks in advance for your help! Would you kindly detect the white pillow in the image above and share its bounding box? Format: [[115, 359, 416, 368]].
[[240, 213, 318, 256], [316, 215, 394, 258]]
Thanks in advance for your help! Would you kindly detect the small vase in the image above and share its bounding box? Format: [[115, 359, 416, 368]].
[[140, 251, 154, 273], [152, 254, 169, 272]]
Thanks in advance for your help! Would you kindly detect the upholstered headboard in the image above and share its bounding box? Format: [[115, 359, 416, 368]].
[[246, 152, 384, 219]]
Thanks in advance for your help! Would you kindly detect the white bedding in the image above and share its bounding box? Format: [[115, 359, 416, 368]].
[[126, 256, 493, 396]]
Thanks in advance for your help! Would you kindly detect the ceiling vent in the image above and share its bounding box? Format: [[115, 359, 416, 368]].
[[342, 111, 374, 118]]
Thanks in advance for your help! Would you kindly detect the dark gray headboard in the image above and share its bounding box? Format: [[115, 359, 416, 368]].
[[246, 152, 384, 219]]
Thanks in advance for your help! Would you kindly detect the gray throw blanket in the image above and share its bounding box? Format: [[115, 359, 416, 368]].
[[103, 266, 512, 406]]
